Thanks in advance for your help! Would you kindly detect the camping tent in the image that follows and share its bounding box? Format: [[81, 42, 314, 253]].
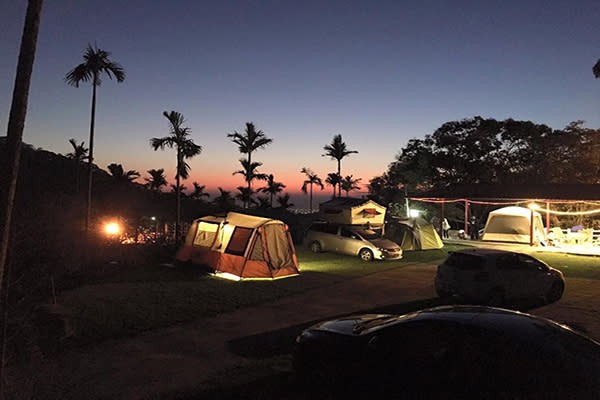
[[319, 197, 386, 226], [389, 218, 444, 250], [481, 206, 546, 244], [176, 212, 299, 280]]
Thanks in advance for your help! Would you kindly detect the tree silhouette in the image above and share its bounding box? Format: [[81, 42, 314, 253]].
[[65, 44, 125, 232], [594, 59, 600, 79], [227, 122, 272, 208], [151, 111, 202, 242], [170, 183, 187, 196], [65, 138, 88, 192], [233, 158, 267, 205], [256, 196, 271, 209], [301, 167, 324, 212], [341, 175, 362, 196], [213, 187, 235, 211], [1, 1, 43, 367], [276, 193, 294, 209], [107, 163, 140, 183], [190, 182, 210, 200], [323, 134, 358, 197], [235, 186, 258, 208], [325, 172, 342, 199], [145, 168, 167, 191], [258, 174, 285, 207], [66, 138, 88, 162]]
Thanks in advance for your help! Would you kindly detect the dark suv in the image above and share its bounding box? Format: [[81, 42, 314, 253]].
[[435, 249, 564, 305]]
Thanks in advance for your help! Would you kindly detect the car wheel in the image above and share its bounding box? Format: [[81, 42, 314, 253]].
[[310, 241, 322, 253], [487, 288, 505, 307], [546, 281, 564, 303], [359, 248, 374, 262]]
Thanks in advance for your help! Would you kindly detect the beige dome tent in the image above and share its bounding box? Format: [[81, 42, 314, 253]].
[[176, 212, 299, 280], [389, 217, 444, 250], [482, 206, 546, 244]]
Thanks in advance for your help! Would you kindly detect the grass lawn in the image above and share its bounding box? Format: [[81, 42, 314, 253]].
[[530, 251, 600, 280], [53, 242, 600, 346], [55, 244, 469, 345]]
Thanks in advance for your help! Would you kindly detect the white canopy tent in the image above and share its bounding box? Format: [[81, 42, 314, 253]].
[[482, 206, 546, 244]]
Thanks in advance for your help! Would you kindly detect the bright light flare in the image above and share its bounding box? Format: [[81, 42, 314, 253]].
[[104, 222, 121, 236], [409, 209, 420, 218], [528, 203, 540, 210]]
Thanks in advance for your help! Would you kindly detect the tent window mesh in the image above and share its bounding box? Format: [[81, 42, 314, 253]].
[[225, 227, 253, 256], [193, 222, 218, 247], [486, 216, 529, 235], [249, 234, 265, 261]]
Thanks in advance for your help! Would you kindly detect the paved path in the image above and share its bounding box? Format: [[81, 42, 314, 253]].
[[38, 263, 600, 399]]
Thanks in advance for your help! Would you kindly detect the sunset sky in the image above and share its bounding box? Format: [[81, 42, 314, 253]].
[[1, 0, 599, 208]]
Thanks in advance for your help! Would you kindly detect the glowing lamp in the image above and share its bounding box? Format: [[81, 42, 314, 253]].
[[409, 209, 420, 218], [104, 222, 121, 236], [528, 203, 540, 210]]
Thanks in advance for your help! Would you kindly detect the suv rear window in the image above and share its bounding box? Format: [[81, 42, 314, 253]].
[[309, 224, 338, 234], [445, 253, 485, 270]]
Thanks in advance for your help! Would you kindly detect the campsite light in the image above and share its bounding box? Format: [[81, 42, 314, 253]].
[[151, 216, 156, 221], [529, 203, 540, 210], [409, 209, 420, 218], [104, 222, 121, 236]]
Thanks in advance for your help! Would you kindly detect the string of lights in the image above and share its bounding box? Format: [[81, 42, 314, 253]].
[[409, 198, 600, 207]]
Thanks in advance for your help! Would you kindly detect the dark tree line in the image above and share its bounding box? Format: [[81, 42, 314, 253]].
[[369, 117, 600, 205]]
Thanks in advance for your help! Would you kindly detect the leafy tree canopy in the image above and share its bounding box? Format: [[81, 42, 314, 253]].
[[369, 117, 600, 204]]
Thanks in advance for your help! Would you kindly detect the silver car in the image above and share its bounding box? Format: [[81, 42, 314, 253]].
[[305, 223, 402, 261], [435, 249, 565, 305]]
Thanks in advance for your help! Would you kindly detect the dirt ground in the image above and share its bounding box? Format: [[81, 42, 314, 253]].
[[36, 262, 600, 399]]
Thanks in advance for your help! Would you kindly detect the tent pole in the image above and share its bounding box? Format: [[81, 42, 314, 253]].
[[464, 200, 469, 237], [440, 199, 445, 237], [530, 208, 534, 246], [546, 201, 550, 235]]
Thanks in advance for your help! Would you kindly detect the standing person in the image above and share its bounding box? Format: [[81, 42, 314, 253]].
[[442, 218, 450, 239], [470, 216, 479, 240]]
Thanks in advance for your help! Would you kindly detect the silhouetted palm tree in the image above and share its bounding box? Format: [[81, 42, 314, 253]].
[[256, 196, 271, 209], [325, 172, 341, 198], [213, 187, 235, 211], [1, 0, 44, 337], [259, 174, 285, 207], [190, 182, 210, 200], [151, 111, 202, 242], [341, 175, 362, 196], [65, 138, 88, 192], [170, 183, 187, 196], [595, 59, 600, 78], [233, 158, 267, 205], [235, 186, 258, 208], [145, 168, 167, 191], [228, 122, 272, 207], [276, 193, 294, 209], [301, 167, 324, 212], [66, 44, 125, 232], [323, 134, 358, 197], [107, 163, 140, 183], [66, 138, 88, 162]]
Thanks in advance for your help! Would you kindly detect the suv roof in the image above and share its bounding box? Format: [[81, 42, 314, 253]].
[[450, 248, 520, 258]]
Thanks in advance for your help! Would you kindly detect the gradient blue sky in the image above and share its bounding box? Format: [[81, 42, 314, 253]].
[[2, 0, 599, 207]]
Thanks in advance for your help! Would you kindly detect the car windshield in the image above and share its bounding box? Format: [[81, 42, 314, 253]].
[[355, 229, 380, 240]]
